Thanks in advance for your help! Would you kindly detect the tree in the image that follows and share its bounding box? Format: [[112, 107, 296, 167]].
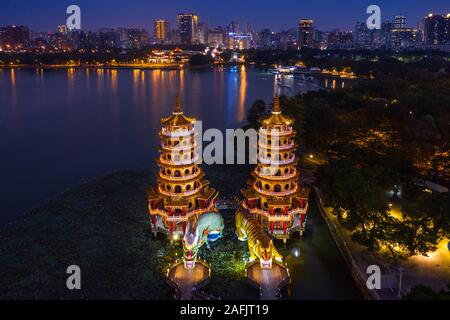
[[317, 158, 403, 254], [404, 284, 450, 300]]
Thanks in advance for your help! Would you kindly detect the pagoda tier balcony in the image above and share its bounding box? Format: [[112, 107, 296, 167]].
[[160, 127, 195, 137], [247, 207, 305, 222], [258, 128, 295, 136], [258, 156, 296, 165], [258, 142, 297, 151], [149, 202, 216, 223], [158, 185, 203, 198], [159, 155, 200, 166], [160, 142, 198, 151], [253, 170, 298, 181], [252, 183, 299, 197], [158, 170, 203, 181]]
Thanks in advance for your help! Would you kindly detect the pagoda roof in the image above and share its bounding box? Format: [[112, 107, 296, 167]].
[[166, 197, 190, 208], [241, 187, 259, 200], [160, 95, 196, 127], [198, 187, 218, 201], [258, 95, 294, 126], [267, 197, 292, 207]]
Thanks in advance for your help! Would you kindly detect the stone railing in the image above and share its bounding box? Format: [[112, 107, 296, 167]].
[[313, 186, 380, 300]]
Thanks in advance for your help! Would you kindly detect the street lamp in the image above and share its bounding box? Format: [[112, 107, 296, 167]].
[[397, 267, 404, 299]]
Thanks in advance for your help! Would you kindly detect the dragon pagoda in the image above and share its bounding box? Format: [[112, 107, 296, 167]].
[[148, 96, 220, 246], [240, 95, 309, 242]]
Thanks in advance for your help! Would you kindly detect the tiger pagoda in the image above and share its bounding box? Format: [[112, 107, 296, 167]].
[[148, 96, 219, 242], [240, 95, 309, 242]]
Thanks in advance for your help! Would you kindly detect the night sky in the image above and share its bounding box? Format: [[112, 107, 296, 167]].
[[0, 0, 448, 32]]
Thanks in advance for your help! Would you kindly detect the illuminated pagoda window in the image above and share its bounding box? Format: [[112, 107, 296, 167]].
[[241, 94, 309, 241], [148, 95, 218, 240]]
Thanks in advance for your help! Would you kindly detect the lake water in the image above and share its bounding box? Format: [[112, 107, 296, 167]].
[[0, 67, 362, 299], [0, 66, 337, 225]]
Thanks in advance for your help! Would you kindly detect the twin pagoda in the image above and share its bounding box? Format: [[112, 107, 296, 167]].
[[148, 94, 309, 255]]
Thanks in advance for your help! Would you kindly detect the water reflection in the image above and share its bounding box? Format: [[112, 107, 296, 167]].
[[110, 69, 117, 92], [237, 65, 247, 122]]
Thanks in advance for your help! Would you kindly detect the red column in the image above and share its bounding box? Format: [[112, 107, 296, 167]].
[[170, 222, 174, 233], [151, 215, 156, 226], [300, 214, 306, 226], [182, 221, 186, 233], [169, 207, 173, 216], [270, 221, 274, 233], [182, 207, 186, 216], [284, 206, 287, 215], [283, 221, 287, 234]]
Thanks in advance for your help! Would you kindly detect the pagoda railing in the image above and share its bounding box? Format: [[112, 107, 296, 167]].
[[258, 142, 295, 151], [160, 143, 198, 152], [159, 170, 202, 181], [161, 128, 195, 137], [257, 156, 295, 165], [259, 128, 293, 136], [253, 183, 298, 196], [247, 207, 305, 221], [255, 170, 297, 180], [158, 185, 203, 197], [159, 155, 200, 166], [149, 202, 216, 222]]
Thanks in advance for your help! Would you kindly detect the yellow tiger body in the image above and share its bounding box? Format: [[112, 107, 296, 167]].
[[235, 209, 283, 269]]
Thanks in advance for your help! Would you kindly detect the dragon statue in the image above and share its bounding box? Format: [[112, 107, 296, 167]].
[[182, 212, 224, 269], [236, 208, 283, 269]]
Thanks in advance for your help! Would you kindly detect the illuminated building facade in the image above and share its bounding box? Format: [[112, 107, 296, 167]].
[[154, 19, 171, 44], [177, 13, 198, 45], [241, 95, 309, 241], [148, 96, 219, 240], [0, 25, 30, 51], [422, 13, 450, 45], [298, 19, 314, 48]]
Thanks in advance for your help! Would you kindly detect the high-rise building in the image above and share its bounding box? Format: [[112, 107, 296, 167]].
[[421, 13, 450, 45], [394, 15, 407, 29], [240, 95, 309, 241], [207, 28, 224, 47], [257, 29, 272, 48], [391, 28, 419, 48], [117, 28, 149, 49], [298, 19, 314, 48], [228, 21, 240, 34], [197, 22, 208, 44], [0, 25, 30, 50], [354, 21, 373, 48], [177, 13, 198, 45], [154, 19, 170, 44]]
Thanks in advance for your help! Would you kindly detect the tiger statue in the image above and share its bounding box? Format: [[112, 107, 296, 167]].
[[235, 208, 283, 269]]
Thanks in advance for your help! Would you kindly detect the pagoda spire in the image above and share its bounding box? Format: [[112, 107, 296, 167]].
[[272, 93, 280, 114], [174, 95, 182, 114]]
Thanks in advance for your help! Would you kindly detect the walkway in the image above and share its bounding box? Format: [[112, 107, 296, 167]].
[[246, 262, 289, 300], [167, 262, 210, 300]]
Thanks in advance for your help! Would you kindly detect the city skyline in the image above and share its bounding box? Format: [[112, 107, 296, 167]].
[[0, 0, 449, 32]]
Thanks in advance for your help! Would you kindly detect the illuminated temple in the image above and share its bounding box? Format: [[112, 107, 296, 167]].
[[148, 96, 219, 240], [241, 95, 309, 241]]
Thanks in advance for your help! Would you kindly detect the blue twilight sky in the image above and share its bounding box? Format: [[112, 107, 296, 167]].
[[0, 0, 449, 32]]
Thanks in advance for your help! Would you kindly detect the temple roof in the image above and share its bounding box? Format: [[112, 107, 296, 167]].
[[259, 95, 294, 126], [160, 95, 196, 127]]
